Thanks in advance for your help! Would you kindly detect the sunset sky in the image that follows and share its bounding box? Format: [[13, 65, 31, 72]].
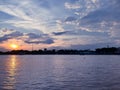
[[0, 0, 120, 51]]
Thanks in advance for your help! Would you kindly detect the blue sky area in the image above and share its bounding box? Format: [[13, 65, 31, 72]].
[[0, 0, 120, 51]]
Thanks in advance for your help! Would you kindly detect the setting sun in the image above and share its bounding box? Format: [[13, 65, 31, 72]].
[[10, 44, 19, 49]]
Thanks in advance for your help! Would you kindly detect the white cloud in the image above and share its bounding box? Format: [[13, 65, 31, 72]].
[[0, 0, 57, 34], [65, 2, 81, 9], [0, 5, 32, 20], [0, 28, 14, 37]]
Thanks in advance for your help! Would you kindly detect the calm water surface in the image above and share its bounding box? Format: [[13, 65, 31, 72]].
[[0, 55, 120, 90]]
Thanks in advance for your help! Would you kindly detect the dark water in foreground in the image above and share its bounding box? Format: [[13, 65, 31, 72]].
[[0, 55, 120, 90]]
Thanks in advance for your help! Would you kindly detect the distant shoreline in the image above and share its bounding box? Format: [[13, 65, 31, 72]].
[[0, 54, 120, 56], [0, 47, 120, 55]]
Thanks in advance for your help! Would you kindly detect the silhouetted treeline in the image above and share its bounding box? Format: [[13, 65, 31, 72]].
[[0, 47, 120, 55], [95, 47, 120, 54]]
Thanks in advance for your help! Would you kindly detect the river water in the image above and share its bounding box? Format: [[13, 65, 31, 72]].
[[0, 55, 120, 90]]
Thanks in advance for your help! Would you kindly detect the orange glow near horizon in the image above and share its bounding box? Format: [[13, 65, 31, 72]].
[[10, 44, 19, 49], [0, 38, 60, 51]]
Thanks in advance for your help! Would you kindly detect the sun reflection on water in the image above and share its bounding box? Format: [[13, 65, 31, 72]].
[[3, 55, 18, 90]]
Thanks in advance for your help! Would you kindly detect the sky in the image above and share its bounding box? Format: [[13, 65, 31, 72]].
[[0, 0, 120, 51]]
